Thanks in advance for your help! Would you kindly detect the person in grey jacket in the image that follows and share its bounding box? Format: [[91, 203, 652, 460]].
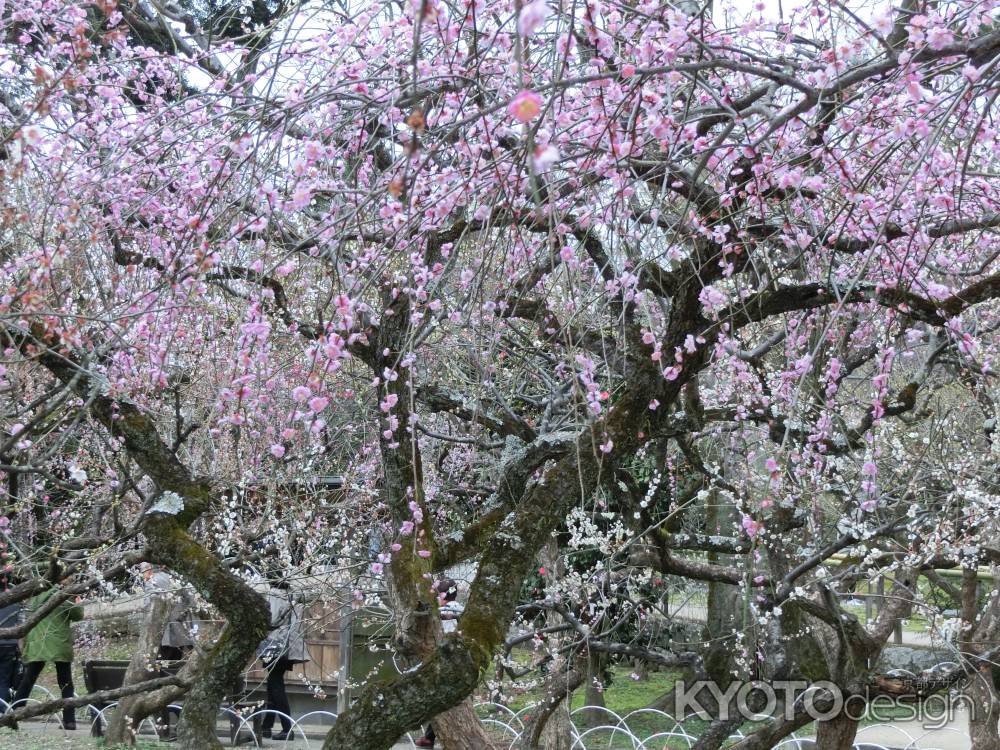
[[142, 565, 195, 661], [256, 581, 309, 741], [0, 578, 20, 708]]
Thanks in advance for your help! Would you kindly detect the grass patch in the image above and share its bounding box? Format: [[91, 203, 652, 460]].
[[491, 666, 696, 748]]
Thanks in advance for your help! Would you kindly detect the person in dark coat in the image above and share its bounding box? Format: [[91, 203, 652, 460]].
[[256, 580, 309, 741], [11, 584, 83, 728], [0, 579, 20, 709]]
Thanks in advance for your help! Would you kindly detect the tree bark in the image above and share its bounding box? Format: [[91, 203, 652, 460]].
[[539, 676, 576, 750], [704, 489, 742, 687], [322, 326, 672, 749], [962, 568, 1000, 750], [106, 594, 173, 744], [580, 650, 607, 724], [536, 540, 573, 750], [322, 635, 488, 748], [433, 701, 496, 750], [358, 310, 500, 750], [106, 600, 210, 745], [147, 520, 269, 750], [814, 715, 859, 750], [968, 667, 1000, 750], [379, 434, 493, 750], [319, 440, 598, 750]]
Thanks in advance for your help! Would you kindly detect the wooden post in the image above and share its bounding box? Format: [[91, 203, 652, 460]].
[[874, 576, 904, 644], [336, 603, 353, 715]]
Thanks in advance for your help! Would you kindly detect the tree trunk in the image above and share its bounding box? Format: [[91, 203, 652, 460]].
[[632, 656, 647, 681], [960, 567, 1000, 750], [106, 598, 211, 746], [146, 519, 270, 750], [533, 540, 574, 750], [814, 715, 858, 750], [539, 686, 574, 750], [434, 700, 495, 750], [366, 318, 498, 750], [322, 356, 669, 750], [580, 650, 606, 725], [968, 666, 1000, 749], [378, 435, 496, 748], [106, 594, 173, 744], [321, 636, 487, 749], [704, 489, 741, 687]]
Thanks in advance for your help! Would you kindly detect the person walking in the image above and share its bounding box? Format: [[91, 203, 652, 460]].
[[257, 580, 309, 742], [415, 578, 463, 749], [11, 584, 83, 728], [0, 579, 21, 709]]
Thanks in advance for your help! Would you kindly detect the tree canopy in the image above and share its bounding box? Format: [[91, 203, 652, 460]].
[[3, 0, 1000, 747]]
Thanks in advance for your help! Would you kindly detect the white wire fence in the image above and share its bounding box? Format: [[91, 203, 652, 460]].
[[7, 688, 963, 749]]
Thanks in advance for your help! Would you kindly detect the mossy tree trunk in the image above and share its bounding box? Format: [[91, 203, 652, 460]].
[[147, 519, 270, 749], [367, 309, 497, 750]]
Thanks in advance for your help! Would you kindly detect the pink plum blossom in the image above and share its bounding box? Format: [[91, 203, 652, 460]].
[[508, 91, 543, 123]]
